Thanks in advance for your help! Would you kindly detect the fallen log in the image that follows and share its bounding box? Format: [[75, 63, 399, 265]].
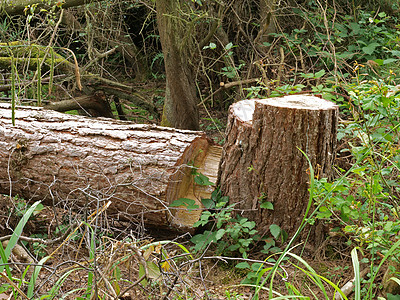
[[218, 95, 338, 245], [1, 0, 103, 16], [0, 103, 221, 230]]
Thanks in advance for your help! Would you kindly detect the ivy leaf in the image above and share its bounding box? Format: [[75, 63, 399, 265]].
[[269, 224, 281, 239]]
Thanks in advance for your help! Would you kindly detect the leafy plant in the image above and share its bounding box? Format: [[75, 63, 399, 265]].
[[0, 201, 42, 298]]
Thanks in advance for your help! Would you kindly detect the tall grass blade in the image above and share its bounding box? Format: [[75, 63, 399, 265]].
[[0, 201, 41, 273], [47, 268, 82, 299], [351, 248, 360, 300], [0, 242, 13, 281], [36, 46, 42, 106], [49, 47, 55, 96], [27, 255, 51, 298], [11, 55, 16, 126], [366, 238, 400, 296]]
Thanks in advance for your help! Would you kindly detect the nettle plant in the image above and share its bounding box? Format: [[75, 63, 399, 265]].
[[190, 188, 258, 258], [311, 72, 400, 297], [169, 170, 285, 261], [298, 8, 399, 67]]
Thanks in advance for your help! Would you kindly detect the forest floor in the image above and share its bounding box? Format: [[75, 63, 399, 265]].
[[0, 193, 358, 299]]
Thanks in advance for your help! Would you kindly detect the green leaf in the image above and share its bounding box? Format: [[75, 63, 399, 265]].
[[27, 256, 51, 298], [138, 264, 148, 286], [362, 43, 380, 55], [387, 294, 400, 300], [169, 198, 195, 207], [203, 42, 216, 50], [0, 201, 41, 273], [215, 229, 226, 240], [300, 72, 314, 79], [194, 173, 214, 186], [235, 262, 250, 269], [383, 58, 398, 64], [269, 224, 281, 239], [260, 201, 274, 210], [317, 206, 332, 219], [390, 50, 400, 57], [349, 22, 361, 34], [147, 261, 161, 280], [225, 42, 233, 50], [169, 198, 198, 211], [201, 198, 215, 209], [314, 69, 326, 78], [33, 203, 44, 216], [251, 263, 264, 271]]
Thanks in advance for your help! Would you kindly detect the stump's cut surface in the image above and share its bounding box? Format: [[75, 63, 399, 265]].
[[218, 95, 338, 244]]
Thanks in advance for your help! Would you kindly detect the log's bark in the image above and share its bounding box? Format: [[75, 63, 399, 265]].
[[1, 0, 103, 15], [0, 104, 221, 230], [218, 95, 338, 245]]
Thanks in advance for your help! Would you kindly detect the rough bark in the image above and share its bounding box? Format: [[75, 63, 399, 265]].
[[0, 104, 221, 230], [156, 0, 200, 131], [255, 0, 276, 48], [218, 95, 338, 245]]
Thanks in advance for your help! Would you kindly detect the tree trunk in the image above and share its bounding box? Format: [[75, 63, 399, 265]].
[[255, 0, 276, 48], [156, 0, 200, 131], [218, 95, 338, 245], [0, 104, 221, 230]]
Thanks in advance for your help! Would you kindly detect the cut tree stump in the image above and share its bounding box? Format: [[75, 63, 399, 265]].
[[0, 104, 221, 230], [218, 95, 338, 244]]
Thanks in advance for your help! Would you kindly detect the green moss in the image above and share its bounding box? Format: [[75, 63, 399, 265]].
[[64, 110, 79, 115], [0, 42, 68, 71]]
